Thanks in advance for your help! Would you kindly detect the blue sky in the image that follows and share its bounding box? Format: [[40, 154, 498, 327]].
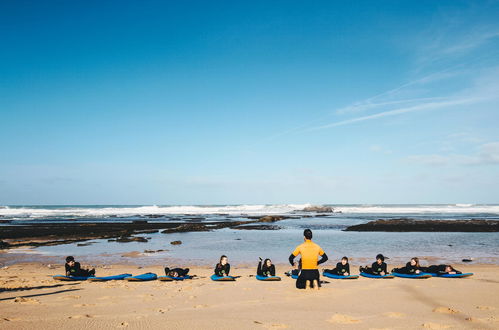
[[1, 0, 498, 204]]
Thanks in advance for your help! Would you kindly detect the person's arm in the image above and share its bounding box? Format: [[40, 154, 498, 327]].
[[214, 264, 221, 276], [317, 253, 328, 265], [289, 254, 296, 266], [345, 264, 350, 274], [225, 264, 230, 276], [257, 261, 263, 276], [270, 265, 276, 276], [371, 262, 379, 274], [383, 263, 388, 274]]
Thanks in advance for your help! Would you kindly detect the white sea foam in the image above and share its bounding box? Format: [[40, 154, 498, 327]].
[[1, 204, 498, 219], [0, 204, 312, 219], [335, 204, 499, 214]]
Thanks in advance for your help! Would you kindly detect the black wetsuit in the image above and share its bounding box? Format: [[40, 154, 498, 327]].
[[422, 264, 461, 275], [392, 262, 421, 274], [324, 262, 350, 275], [164, 267, 190, 277], [214, 263, 230, 277], [361, 261, 388, 275], [257, 261, 276, 277], [65, 262, 94, 277]]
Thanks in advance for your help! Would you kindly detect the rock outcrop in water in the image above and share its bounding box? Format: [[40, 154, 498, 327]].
[[302, 205, 334, 213], [344, 219, 499, 232]]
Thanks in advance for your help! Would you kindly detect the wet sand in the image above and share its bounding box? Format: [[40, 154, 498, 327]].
[[1, 263, 498, 329]]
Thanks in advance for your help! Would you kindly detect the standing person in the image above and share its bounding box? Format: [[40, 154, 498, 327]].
[[289, 229, 328, 289], [214, 255, 230, 277]]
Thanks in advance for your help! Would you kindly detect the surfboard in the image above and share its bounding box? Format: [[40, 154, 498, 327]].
[[392, 272, 432, 279], [124, 273, 157, 281], [360, 272, 395, 279], [210, 274, 236, 281], [255, 275, 281, 281], [323, 272, 359, 279], [291, 274, 299, 279], [52, 275, 89, 281], [87, 274, 132, 282], [158, 275, 191, 281], [428, 272, 474, 278]]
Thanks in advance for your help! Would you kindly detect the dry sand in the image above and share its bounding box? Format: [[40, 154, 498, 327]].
[[0, 263, 498, 329]]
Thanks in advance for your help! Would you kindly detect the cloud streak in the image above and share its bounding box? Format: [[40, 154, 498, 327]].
[[306, 96, 483, 131]]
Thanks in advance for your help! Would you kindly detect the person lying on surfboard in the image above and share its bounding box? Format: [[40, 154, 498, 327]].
[[359, 254, 389, 275], [392, 257, 422, 274], [257, 257, 276, 277], [214, 255, 230, 277], [65, 256, 95, 277], [421, 264, 461, 275], [284, 259, 301, 277], [324, 256, 350, 276], [164, 267, 190, 278]]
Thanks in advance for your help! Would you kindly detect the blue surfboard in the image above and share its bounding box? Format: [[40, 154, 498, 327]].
[[392, 272, 432, 279], [323, 272, 359, 279], [210, 274, 236, 281], [427, 272, 473, 278], [360, 272, 395, 279], [256, 275, 281, 281], [53, 275, 89, 281], [291, 274, 299, 279], [158, 275, 192, 281], [87, 274, 132, 282], [124, 273, 157, 281]]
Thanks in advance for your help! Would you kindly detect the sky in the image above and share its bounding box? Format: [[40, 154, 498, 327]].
[[1, 0, 499, 205]]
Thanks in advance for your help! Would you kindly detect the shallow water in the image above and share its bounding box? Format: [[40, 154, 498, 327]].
[[6, 206, 498, 267]]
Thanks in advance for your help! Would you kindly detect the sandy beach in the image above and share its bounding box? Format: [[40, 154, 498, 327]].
[[1, 262, 498, 329]]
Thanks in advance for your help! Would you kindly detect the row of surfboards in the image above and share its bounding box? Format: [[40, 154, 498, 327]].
[[53, 271, 473, 282]]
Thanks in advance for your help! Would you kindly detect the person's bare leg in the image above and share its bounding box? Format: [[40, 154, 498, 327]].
[[313, 279, 319, 290], [305, 280, 311, 290]]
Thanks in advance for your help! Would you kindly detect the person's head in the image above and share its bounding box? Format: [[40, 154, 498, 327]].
[[410, 257, 420, 267], [376, 254, 385, 264], [341, 256, 349, 265], [445, 265, 454, 273], [264, 259, 272, 268], [66, 256, 75, 266], [303, 229, 313, 240], [220, 255, 228, 265], [169, 270, 179, 277]]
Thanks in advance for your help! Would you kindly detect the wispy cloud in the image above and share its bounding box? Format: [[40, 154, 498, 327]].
[[406, 142, 499, 167], [307, 96, 482, 131]]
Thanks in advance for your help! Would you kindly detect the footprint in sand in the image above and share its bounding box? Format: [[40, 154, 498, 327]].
[[60, 295, 81, 300], [194, 304, 208, 308], [327, 314, 361, 324], [73, 303, 96, 307], [422, 322, 451, 329], [383, 312, 406, 319], [432, 307, 459, 314], [68, 314, 93, 319], [13, 297, 40, 304], [476, 305, 495, 310], [157, 308, 169, 314], [117, 321, 129, 328], [1, 317, 20, 322]]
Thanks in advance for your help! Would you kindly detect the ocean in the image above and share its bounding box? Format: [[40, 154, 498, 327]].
[[2, 204, 499, 267]]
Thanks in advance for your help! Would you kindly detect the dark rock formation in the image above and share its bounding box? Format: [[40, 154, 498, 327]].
[[170, 240, 182, 245], [344, 219, 499, 232]]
